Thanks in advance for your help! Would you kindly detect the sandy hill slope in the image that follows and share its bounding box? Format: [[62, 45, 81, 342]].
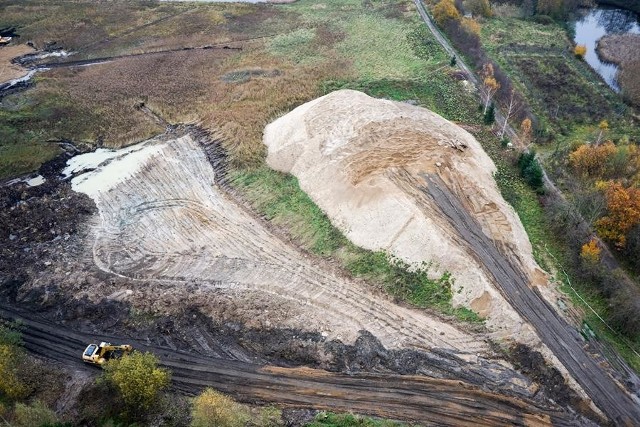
[[265, 89, 552, 344]]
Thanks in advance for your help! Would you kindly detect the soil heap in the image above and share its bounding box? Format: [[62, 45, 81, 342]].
[[265, 89, 551, 344]]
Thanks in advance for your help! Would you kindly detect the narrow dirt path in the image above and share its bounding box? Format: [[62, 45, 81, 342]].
[[0, 305, 590, 427]]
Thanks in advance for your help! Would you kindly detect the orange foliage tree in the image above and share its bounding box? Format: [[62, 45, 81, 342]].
[[433, 0, 461, 26], [569, 141, 617, 178], [580, 238, 601, 264], [595, 181, 640, 248], [481, 63, 500, 114], [574, 44, 587, 59]]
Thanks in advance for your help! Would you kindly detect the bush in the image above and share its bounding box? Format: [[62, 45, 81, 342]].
[[532, 14, 554, 25], [0, 323, 30, 401], [483, 103, 495, 124], [518, 151, 544, 191], [12, 400, 58, 427], [191, 388, 249, 427], [102, 351, 170, 419]]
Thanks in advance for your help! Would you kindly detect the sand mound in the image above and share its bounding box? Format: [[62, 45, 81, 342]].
[[265, 90, 548, 343]]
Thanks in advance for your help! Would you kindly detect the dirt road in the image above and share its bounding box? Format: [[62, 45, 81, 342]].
[[419, 173, 640, 425], [0, 305, 590, 426]]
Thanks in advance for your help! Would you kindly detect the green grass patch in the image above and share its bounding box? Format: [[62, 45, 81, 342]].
[[269, 28, 319, 64], [230, 166, 482, 323], [306, 412, 408, 427], [322, 76, 481, 124]]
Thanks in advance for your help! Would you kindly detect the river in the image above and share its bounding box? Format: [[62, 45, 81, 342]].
[[573, 6, 640, 91]]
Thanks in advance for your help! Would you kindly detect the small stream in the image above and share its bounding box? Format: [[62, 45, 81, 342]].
[[573, 6, 640, 91]]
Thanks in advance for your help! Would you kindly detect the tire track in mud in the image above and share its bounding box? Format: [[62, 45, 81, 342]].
[[0, 305, 588, 427], [76, 134, 485, 354], [419, 173, 640, 425]]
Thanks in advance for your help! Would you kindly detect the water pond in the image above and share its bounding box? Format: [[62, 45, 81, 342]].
[[573, 6, 640, 91]]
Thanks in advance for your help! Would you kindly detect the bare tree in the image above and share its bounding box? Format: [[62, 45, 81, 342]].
[[499, 89, 521, 138]]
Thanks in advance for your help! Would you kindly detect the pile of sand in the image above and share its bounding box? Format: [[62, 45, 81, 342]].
[[265, 89, 549, 343]]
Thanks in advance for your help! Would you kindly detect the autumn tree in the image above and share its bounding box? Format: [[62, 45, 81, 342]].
[[580, 238, 601, 264], [102, 351, 170, 418], [520, 118, 532, 145], [433, 0, 461, 26], [569, 141, 617, 178], [191, 388, 249, 427], [481, 63, 500, 114], [574, 44, 587, 59], [595, 181, 640, 248]]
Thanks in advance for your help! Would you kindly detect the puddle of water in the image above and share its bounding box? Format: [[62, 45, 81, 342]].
[[573, 7, 640, 91], [5, 174, 46, 187], [65, 143, 162, 196]]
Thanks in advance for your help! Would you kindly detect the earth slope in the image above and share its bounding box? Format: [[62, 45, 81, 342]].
[[265, 89, 551, 344]]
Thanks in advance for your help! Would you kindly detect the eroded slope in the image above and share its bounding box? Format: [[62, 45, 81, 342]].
[[265, 89, 547, 342], [65, 132, 486, 354]]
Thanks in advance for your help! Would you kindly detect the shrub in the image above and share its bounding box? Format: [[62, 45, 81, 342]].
[[12, 400, 58, 427], [191, 388, 249, 427], [532, 14, 554, 25], [102, 351, 170, 418], [463, 0, 492, 17], [483, 103, 495, 124], [574, 44, 587, 59], [580, 238, 601, 264], [0, 324, 30, 401], [518, 151, 544, 191]]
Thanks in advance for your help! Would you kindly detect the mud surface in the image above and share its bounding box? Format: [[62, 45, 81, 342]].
[[421, 173, 640, 424], [0, 127, 602, 425], [0, 304, 593, 427]]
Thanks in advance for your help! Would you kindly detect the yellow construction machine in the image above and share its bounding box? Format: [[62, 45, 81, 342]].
[[82, 342, 132, 366]]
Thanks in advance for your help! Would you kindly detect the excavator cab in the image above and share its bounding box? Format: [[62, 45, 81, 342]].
[[82, 342, 132, 366]]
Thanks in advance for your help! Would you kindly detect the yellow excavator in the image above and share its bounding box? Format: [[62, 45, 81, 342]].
[[82, 342, 132, 366]]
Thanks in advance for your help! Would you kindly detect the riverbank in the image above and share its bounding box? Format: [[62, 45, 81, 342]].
[[597, 33, 640, 105], [596, 0, 640, 14]]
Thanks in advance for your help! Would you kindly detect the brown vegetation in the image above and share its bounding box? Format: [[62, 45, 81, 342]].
[[597, 34, 640, 106], [0, 44, 33, 82]]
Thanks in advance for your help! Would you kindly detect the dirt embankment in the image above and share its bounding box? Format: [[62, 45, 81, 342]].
[[597, 33, 640, 105], [0, 125, 601, 424], [264, 90, 640, 423], [265, 89, 549, 344]]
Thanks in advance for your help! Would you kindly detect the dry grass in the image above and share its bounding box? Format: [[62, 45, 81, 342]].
[[597, 34, 640, 106], [0, 0, 452, 174], [0, 45, 33, 82]]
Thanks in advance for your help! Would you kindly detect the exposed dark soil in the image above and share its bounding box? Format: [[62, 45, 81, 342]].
[[0, 128, 601, 425]]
